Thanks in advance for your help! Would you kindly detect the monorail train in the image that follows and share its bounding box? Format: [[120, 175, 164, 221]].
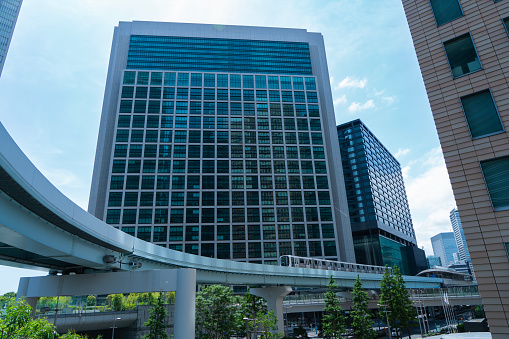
[[279, 255, 390, 275]]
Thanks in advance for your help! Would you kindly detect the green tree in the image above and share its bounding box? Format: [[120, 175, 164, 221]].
[[474, 305, 485, 318], [350, 276, 376, 339], [322, 276, 345, 338], [258, 310, 283, 339], [86, 295, 96, 307], [0, 298, 58, 339], [379, 266, 415, 338], [195, 285, 239, 339], [142, 295, 168, 339]]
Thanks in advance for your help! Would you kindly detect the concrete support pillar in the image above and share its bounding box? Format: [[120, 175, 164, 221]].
[[16, 277, 39, 317], [250, 286, 292, 334], [175, 268, 196, 339]]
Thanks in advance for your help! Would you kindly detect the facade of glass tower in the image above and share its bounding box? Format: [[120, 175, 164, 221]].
[[89, 22, 355, 264], [336, 119, 425, 275], [431, 232, 458, 267], [0, 0, 22, 76]]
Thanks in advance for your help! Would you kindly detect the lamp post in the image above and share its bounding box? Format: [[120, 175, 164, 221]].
[[283, 305, 293, 337], [111, 317, 121, 339], [378, 304, 391, 339], [243, 317, 257, 339]]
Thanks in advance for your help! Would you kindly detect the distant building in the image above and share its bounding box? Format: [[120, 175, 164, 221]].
[[431, 232, 458, 267], [427, 255, 442, 268], [0, 0, 22, 76], [450, 208, 471, 262], [337, 119, 426, 275]]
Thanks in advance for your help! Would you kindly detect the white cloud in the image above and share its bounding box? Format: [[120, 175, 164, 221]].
[[335, 76, 367, 89], [382, 96, 395, 105], [348, 99, 374, 112], [394, 148, 410, 159], [402, 147, 456, 255], [333, 95, 347, 106], [40, 168, 83, 188], [375, 90, 385, 96], [329, 76, 334, 85]]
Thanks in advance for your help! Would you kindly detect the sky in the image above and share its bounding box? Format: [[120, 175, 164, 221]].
[[0, 0, 456, 294]]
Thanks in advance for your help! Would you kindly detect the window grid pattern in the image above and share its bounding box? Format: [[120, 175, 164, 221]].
[[337, 120, 415, 239], [127, 35, 313, 75], [104, 70, 337, 263], [0, 0, 22, 71]]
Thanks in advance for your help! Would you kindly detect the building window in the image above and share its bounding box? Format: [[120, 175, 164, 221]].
[[429, 0, 463, 26], [504, 17, 509, 36], [443, 33, 481, 78], [480, 156, 509, 211], [460, 89, 503, 139]]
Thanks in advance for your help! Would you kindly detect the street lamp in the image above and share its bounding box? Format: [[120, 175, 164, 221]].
[[283, 305, 293, 337], [378, 304, 392, 339], [111, 317, 121, 339]]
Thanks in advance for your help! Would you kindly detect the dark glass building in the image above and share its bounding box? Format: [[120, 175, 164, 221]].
[[337, 119, 425, 275]]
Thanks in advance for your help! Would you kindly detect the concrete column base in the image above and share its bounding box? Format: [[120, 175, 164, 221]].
[[250, 286, 292, 334]]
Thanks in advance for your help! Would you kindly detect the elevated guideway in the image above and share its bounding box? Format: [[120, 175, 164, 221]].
[[0, 121, 442, 336], [0, 121, 440, 290]]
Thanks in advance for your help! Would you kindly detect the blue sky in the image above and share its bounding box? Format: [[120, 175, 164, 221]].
[[0, 0, 456, 294]]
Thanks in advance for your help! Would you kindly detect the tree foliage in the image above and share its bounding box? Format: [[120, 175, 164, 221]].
[[350, 276, 376, 339], [379, 266, 415, 338], [0, 298, 104, 339], [0, 298, 57, 339], [195, 285, 240, 339], [142, 295, 168, 339], [322, 276, 345, 338]]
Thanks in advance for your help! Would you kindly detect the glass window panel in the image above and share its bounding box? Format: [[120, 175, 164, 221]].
[[123, 71, 136, 85], [461, 89, 503, 139], [444, 33, 481, 78], [429, 0, 463, 26], [481, 156, 509, 211], [191, 73, 202, 87]]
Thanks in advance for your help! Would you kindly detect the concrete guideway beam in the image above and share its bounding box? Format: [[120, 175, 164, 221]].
[[251, 286, 292, 334], [16, 269, 196, 338]]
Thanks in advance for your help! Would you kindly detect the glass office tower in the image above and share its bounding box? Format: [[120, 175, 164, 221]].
[[89, 22, 355, 264], [449, 208, 471, 263], [0, 0, 22, 76], [337, 119, 425, 275], [431, 232, 458, 267]]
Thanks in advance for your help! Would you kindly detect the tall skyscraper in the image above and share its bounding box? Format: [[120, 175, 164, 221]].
[[401, 0, 509, 335], [89, 21, 355, 264], [431, 232, 458, 267], [450, 208, 471, 262], [337, 119, 425, 275], [0, 0, 22, 76]]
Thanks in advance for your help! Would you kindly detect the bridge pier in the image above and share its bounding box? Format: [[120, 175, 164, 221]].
[[16, 269, 196, 338], [250, 286, 292, 334]]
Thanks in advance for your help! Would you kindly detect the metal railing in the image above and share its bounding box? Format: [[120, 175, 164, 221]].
[[283, 286, 480, 306]]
